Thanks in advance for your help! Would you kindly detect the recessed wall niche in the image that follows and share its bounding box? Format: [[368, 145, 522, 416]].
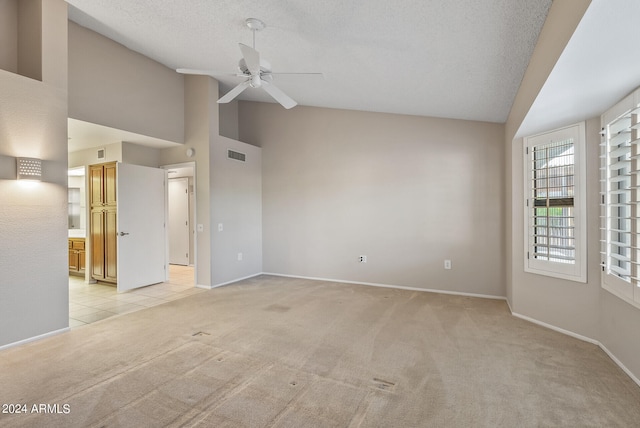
[[0, 0, 43, 81]]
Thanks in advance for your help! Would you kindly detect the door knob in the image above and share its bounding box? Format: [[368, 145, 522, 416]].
[[119, 232, 129, 236]]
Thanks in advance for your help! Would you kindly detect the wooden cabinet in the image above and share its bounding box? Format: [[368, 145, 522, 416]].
[[90, 162, 117, 208], [68, 238, 86, 275], [89, 162, 118, 284]]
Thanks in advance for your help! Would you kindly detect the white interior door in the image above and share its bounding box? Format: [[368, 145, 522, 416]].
[[168, 178, 190, 265], [117, 163, 167, 292]]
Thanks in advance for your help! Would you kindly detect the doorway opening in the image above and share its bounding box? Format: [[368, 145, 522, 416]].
[[67, 161, 201, 327], [163, 162, 197, 287]]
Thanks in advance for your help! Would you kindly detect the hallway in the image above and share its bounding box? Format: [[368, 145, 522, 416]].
[[69, 265, 201, 327]]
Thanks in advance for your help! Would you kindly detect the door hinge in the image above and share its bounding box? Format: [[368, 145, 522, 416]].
[[527, 251, 530, 259], [526, 147, 529, 155]]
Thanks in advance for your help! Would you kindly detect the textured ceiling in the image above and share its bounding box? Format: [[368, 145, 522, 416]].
[[66, 0, 552, 123]]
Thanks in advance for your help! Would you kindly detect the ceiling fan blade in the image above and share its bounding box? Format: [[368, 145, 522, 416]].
[[177, 68, 246, 78], [239, 43, 261, 76], [218, 80, 251, 103], [261, 81, 297, 109], [268, 72, 323, 77], [176, 68, 214, 75]]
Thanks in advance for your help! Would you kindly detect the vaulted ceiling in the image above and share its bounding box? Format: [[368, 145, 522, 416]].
[[66, 0, 552, 123]]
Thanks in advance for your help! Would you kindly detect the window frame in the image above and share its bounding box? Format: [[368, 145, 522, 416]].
[[601, 88, 640, 309], [523, 122, 587, 283]]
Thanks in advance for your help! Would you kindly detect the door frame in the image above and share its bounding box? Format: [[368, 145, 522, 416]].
[[161, 162, 197, 286], [168, 176, 190, 265]]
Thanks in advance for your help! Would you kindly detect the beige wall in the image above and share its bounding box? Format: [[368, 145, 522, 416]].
[[210, 136, 262, 286], [17, 0, 42, 81], [68, 22, 184, 144], [0, 0, 67, 85], [240, 102, 504, 297], [121, 142, 160, 167], [600, 290, 640, 379], [219, 100, 240, 141], [68, 142, 122, 168], [69, 142, 160, 169], [0, 0, 68, 347], [0, 0, 18, 73]]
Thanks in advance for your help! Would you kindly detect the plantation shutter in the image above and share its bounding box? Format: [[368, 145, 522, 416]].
[[529, 140, 575, 263], [601, 90, 640, 305], [524, 122, 586, 282]]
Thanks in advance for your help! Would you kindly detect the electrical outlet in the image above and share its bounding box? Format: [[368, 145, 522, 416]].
[[444, 259, 452, 270], [237, 252, 243, 261], [359, 255, 367, 263]]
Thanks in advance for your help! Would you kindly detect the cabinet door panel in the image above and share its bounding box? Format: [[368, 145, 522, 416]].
[[104, 163, 117, 206], [78, 250, 86, 271], [91, 210, 105, 279], [89, 165, 104, 207], [105, 209, 118, 282], [69, 250, 79, 271]]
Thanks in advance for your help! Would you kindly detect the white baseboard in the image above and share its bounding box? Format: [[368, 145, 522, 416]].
[[598, 342, 640, 387], [0, 327, 70, 352], [211, 272, 263, 289], [510, 311, 640, 388], [262, 272, 507, 301], [510, 311, 600, 345], [195, 284, 212, 290], [505, 297, 514, 313]]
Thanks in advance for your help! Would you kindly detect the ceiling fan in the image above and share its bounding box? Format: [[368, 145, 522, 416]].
[[177, 18, 322, 109]]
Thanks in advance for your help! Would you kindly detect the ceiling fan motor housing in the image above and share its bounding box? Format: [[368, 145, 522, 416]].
[[237, 58, 273, 83]]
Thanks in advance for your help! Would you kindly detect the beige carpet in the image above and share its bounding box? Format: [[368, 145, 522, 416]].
[[1, 275, 639, 427]]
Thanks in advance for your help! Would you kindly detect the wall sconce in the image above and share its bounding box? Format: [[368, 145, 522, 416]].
[[16, 157, 42, 181]]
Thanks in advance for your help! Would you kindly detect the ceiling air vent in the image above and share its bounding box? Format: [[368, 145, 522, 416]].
[[228, 149, 246, 162]]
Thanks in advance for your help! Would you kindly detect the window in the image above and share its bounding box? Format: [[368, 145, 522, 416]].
[[601, 88, 640, 308], [524, 123, 587, 282]]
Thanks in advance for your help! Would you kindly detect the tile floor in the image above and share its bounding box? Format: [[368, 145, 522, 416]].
[[69, 265, 203, 327]]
